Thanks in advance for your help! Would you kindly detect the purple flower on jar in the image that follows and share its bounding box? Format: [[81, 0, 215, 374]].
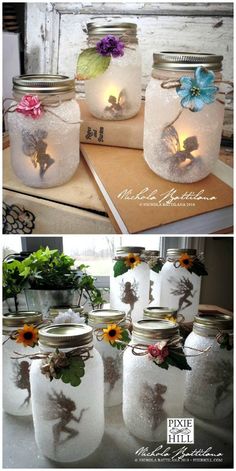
[[96, 35, 125, 58]]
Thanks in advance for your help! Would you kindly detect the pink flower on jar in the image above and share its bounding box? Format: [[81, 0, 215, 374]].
[[16, 95, 43, 119], [147, 341, 169, 364]]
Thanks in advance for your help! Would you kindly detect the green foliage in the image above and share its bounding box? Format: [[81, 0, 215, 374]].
[[77, 264, 106, 309], [113, 260, 129, 277], [154, 349, 191, 371], [109, 328, 131, 350], [55, 356, 85, 387], [151, 260, 164, 274], [76, 48, 111, 80], [188, 259, 208, 276], [3, 259, 29, 310]]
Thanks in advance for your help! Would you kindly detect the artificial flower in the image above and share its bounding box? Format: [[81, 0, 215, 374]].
[[165, 315, 177, 324], [147, 341, 169, 364], [124, 253, 141, 269], [103, 323, 123, 344], [176, 66, 218, 112], [15, 324, 39, 347], [16, 95, 43, 119], [178, 253, 193, 269], [96, 35, 125, 58], [53, 309, 85, 325]]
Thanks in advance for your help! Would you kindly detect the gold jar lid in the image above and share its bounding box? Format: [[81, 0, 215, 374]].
[[133, 319, 179, 341], [167, 248, 196, 257], [39, 323, 93, 348], [13, 74, 75, 94], [49, 306, 84, 317], [88, 309, 125, 326], [144, 307, 177, 319], [116, 246, 145, 255], [87, 21, 137, 37], [193, 313, 233, 336], [153, 52, 223, 71], [3, 311, 43, 328], [143, 250, 160, 257]]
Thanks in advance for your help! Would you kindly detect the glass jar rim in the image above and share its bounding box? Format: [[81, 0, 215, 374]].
[[133, 319, 179, 341], [115, 246, 145, 255], [88, 308, 125, 326], [13, 74, 75, 94], [38, 323, 93, 348], [193, 313, 233, 333], [3, 311, 42, 328], [153, 51, 223, 72], [143, 307, 177, 319], [143, 250, 160, 257], [87, 21, 137, 36], [167, 248, 197, 257]]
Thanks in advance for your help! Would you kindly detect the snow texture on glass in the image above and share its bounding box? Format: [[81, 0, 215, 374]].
[[8, 99, 81, 188], [149, 270, 161, 306], [123, 346, 185, 441], [184, 332, 233, 420], [159, 261, 201, 322], [110, 262, 150, 323], [30, 347, 104, 463], [85, 47, 142, 120], [144, 77, 225, 183]]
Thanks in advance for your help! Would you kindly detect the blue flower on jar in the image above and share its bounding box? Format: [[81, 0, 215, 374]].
[[176, 66, 219, 112]]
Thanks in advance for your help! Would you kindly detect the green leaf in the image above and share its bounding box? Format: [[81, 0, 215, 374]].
[[76, 48, 111, 80], [56, 357, 85, 387], [113, 260, 129, 277], [154, 360, 169, 369], [151, 261, 164, 274], [189, 260, 208, 277], [167, 350, 192, 371]]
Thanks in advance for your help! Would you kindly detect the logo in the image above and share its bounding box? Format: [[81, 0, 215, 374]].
[[167, 418, 194, 444]]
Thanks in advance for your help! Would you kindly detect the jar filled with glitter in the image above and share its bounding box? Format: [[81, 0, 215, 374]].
[[3, 311, 42, 416], [144, 52, 225, 182], [110, 247, 150, 323], [123, 319, 188, 441], [159, 248, 207, 322], [88, 308, 128, 406], [184, 313, 233, 420], [143, 250, 163, 306], [30, 324, 104, 462], [82, 22, 142, 120], [7, 75, 81, 188]]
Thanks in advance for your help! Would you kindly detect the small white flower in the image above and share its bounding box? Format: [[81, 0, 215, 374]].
[[53, 308, 85, 324]]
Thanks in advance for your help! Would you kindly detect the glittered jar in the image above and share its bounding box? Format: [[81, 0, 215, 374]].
[[88, 308, 127, 407], [84, 22, 142, 120], [123, 320, 186, 441], [3, 311, 42, 416], [30, 324, 104, 463], [184, 313, 233, 420], [160, 249, 204, 322], [7, 75, 81, 188], [110, 247, 150, 323], [144, 52, 225, 182], [143, 250, 163, 306]]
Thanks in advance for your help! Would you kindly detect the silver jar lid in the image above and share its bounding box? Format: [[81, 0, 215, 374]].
[[167, 248, 196, 257], [193, 313, 233, 336], [87, 21, 137, 37], [153, 52, 223, 71], [116, 246, 145, 255], [38, 323, 93, 348], [88, 308, 125, 326], [143, 307, 177, 320], [3, 311, 43, 328], [143, 250, 160, 257], [133, 319, 179, 341], [13, 74, 75, 94]]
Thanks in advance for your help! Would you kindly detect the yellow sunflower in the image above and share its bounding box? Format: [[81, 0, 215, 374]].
[[165, 315, 177, 324], [103, 324, 123, 344], [179, 253, 193, 269], [124, 253, 141, 269], [15, 324, 39, 347]]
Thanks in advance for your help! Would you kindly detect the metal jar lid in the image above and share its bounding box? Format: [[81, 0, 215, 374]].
[[143, 250, 160, 257], [144, 307, 177, 319], [13, 74, 75, 94], [133, 319, 179, 341], [193, 313, 233, 336], [167, 248, 196, 257], [88, 309, 125, 326], [153, 52, 223, 72], [38, 323, 93, 348], [116, 246, 145, 255], [87, 21, 137, 37], [3, 311, 43, 328]]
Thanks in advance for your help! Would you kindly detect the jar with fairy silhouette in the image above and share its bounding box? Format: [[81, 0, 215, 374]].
[[88, 308, 129, 407], [143, 250, 164, 306], [3, 311, 42, 416], [110, 247, 150, 323], [77, 22, 142, 120], [123, 319, 190, 441], [144, 52, 227, 182], [30, 324, 104, 463], [159, 249, 207, 322], [184, 313, 233, 420], [6, 75, 81, 188]]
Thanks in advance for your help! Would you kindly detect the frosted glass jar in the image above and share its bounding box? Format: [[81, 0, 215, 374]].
[[7, 75, 80, 188], [110, 246, 150, 323], [144, 52, 225, 182], [84, 22, 142, 120], [30, 323, 104, 463], [88, 308, 127, 406], [143, 250, 162, 306], [123, 319, 186, 441], [184, 313, 233, 420], [3, 311, 42, 416], [160, 249, 203, 322]]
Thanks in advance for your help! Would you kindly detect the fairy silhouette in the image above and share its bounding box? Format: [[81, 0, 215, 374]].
[[120, 279, 139, 319], [22, 129, 55, 178], [149, 280, 154, 304], [205, 360, 233, 412], [140, 382, 167, 430], [169, 276, 197, 312], [103, 356, 121, 391], [13, 360, 31, 407], [45, 390, 87, 452], [104, 89, 127, 117]]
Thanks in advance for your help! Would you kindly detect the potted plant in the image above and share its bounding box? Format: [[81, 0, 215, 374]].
[[3, 258, 28, 313]]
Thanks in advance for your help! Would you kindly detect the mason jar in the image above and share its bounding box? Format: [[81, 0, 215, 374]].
[[88, 308, 127, 406], [160, 249, 203, 322], [144, 306, 182, 324], [184, 313, 233, 420], [144, 52, 225, 182], [3, 311, 42, 416], [123, 319, 186, 441], [110, 247, 150, 323], [7, 75, 81, 188], [143, 250, 162, 306], [84, 22, 142, 120], [30, 323, 104, 462]]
